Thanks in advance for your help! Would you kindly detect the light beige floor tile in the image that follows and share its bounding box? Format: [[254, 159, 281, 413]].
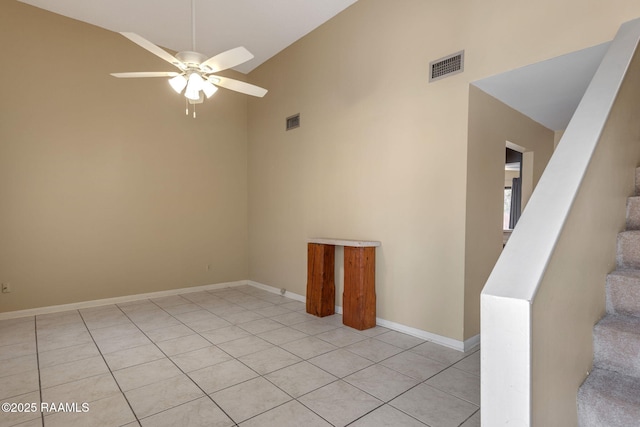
[[461, 410, 481, 426], [150, 295, 189, 308], [171, 346, 232, 372], [390, 383, 478, 427], [344, 364, 420, 402], [380, 351, 447, 381], [211, 377, 291, 423], [94, 330, 151, 354], [237, 318, 284, 335], [140, 396, 234, 427], [200, 326, 252, 345], [256, 327, 308, 346], [0, 391, 41, 426], [103, 343, 166, 371], [264, 361, 337, 398], [125, 375, 204, 419], [39, 356, 109, 389], [173, 309, 221, 325], [253, 305, 292, 318], [353, 325, 390, 337], [182, 316, 233, 333], [7, 418, 43, 427], [278, 301, 306, 312], [271, 312, 314, 326], [217, 336, 273, 358], [315, 328, 367, 347], [134, 316, 183, 332], [348, 404, 426, 427], [188, 359, 258, 393], [0, 323, 35, 346], [453, 351, 481, 377], [88, 323, 140, 342], [218, 310, 264, 325], [344, 338, 403, 363], [0, 353, 37, 378], [113, 358, 182, 391], [238, 347, 302, 375], [44, 393, 136, 427], [0, 342, 36, 361], [36, 330, 92, 353], [280, 337, 337, 360], [145, 324, 195, 343], [239, 400, 331, 427], [298, 380, 382, 427], [38, 343, 100, 369], [410, 342, 469, 366], [155, 334, 211, 356], [425, 367, 481, 405], [42, 373, 120, 405], [290, 320, 340, 336], [308, 349, 373, 378], [374, 331, 425, 350], [163, 303, 202, 316], [80, 310, 130, 330]]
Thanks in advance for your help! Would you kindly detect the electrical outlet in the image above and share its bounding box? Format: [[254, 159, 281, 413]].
[[2, 283, 11, 293]]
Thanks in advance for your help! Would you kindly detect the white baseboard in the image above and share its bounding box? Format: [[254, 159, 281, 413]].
[[246, 280, 305, 303], [247, 281, 479, 352], [0, 280, 247, 320], [0, 278, 480, 353]]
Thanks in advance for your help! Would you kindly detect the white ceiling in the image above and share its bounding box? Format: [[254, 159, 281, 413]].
[[473, 43, 610, 131], [17, 0, 358, 74]]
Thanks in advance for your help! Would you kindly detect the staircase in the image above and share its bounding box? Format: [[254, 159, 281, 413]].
[[577, 168, 640, 425]]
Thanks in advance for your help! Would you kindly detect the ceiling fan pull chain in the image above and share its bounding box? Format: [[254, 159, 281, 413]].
[[193, 104, 197, 118], [185, 98, 189, 116]]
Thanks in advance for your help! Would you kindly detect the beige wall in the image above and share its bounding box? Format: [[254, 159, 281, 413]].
[[0, 2, 249, 312], [465, 87, 555, 339], [247, 0, 640, 342]]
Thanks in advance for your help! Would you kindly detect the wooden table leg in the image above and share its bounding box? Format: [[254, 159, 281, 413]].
[[343, 246, 376, 330], [306, 243, 335, 317]]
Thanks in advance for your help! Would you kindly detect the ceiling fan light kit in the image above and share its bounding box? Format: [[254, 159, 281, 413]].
[[110, 0, 267, 118]]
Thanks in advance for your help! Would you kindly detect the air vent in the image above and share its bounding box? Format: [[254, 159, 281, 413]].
[[286, 113, 300, 131], [429, 50, 464, 82]]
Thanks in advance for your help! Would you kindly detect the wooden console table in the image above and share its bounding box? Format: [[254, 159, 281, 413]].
[[306, 238, 381, 330]]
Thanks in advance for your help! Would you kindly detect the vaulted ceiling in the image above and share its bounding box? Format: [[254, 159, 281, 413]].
[[18, 0, 358, 74]]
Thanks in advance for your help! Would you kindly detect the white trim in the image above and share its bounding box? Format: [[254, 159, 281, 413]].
[[246, 280, 306, 303], [0, 280, 246, 320], [247, 280, 476, 352], [1, 277, 479, 354]]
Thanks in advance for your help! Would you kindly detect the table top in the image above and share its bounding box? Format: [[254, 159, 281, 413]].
[[308, 238, 381, 247]]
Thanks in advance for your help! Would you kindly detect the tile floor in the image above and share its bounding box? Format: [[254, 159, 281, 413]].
[[0, 285, 480, 427]]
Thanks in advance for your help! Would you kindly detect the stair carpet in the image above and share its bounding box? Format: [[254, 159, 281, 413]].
[[577, 169, 640, 426]]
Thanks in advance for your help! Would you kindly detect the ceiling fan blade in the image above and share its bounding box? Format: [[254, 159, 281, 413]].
[[120, 32, 184, 69], [211, 76, 268, 97], [110, 72, 180, 78], [200, 47, 254, 73]]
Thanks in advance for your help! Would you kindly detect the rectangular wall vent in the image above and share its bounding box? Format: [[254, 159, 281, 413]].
[[429, 50, 464, 82], [286, 113, 300, 131]]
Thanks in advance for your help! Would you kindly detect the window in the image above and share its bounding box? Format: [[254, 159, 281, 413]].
[[504, 187, 512, 230]]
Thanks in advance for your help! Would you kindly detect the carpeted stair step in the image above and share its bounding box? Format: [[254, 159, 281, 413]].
[[593, 314, 640, 378], [607, 270, 640, 317], [577, 368, 640, 426], [616, 230, 640, 269], [626, 196, 640, 230]]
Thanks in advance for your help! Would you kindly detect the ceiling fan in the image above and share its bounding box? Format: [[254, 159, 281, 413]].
[[111, 0, 267, 117]]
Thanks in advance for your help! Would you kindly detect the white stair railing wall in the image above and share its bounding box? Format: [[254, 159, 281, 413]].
[[481, 17, 640, 426]]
